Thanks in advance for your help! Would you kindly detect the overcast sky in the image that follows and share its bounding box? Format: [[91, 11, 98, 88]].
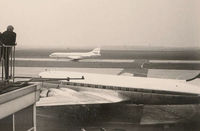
[[0, 0, 199, 49]]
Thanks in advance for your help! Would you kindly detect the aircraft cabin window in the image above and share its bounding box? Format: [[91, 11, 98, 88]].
[[98, 85, 102, 89], [122, 87, 126, 91], [139, 89, 144, 92], [107, 86, 111, 89], [146, 89, 152, 93], [116, 87, 120, 90]]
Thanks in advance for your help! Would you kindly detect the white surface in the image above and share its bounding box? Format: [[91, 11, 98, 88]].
[[39, 71, 200, 95], [37, 87, 122, 106]]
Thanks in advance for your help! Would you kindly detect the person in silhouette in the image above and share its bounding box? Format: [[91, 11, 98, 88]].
[[1, 25, 16, 80], [0, 30, 2, 42]]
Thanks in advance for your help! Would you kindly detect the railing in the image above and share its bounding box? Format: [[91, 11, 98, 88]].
[[0, 42, 16, 82]]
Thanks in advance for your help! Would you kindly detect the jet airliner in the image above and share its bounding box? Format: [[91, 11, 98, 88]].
[[49, 48, 101, 61]]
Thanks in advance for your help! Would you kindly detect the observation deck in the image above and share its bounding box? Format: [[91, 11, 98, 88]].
[[0, 44, 40, 131]]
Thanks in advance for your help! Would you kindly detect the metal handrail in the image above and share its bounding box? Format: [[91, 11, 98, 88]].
[[0, 42, 16, 82], [0, 43, 16, 47]]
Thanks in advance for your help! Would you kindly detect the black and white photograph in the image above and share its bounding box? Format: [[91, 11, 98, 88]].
[[0, 0, 200, 131]]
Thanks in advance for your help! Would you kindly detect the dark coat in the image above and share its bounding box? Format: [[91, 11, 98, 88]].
[[2, 31, 16, 45], [0, 32, 3, 46], [0, 32, 2, 42]]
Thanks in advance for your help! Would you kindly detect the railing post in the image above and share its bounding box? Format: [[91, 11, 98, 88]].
[[13, 46, 15, 82], [1, 44, 4, 81], [10, 46, 13, 80], [0, 43, 16, 83]]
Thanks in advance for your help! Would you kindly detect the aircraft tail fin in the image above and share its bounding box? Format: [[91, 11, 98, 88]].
[[91, 48, 101, 55]]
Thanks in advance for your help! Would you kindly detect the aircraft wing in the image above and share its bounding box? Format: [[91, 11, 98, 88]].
[[37, 87, 124, 107]]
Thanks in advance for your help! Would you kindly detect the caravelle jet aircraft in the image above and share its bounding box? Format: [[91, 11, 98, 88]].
[[35, 70, 200, 107], [49, 48, 101, 61]]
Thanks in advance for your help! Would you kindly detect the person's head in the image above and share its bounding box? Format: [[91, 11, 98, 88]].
[[7, 25, 14, 32]]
